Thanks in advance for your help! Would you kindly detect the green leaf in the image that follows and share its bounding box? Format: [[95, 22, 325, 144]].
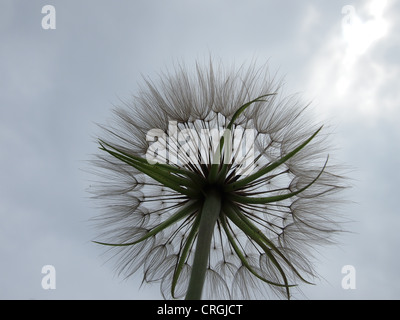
[[171, 214, 201, 298], [100, 139, 207, 187], [99, 139, 198, 177], [229, 156, 328, 204], [227, 93, 277, 130], [225, 126, 323, 191], [223, 206, 292, 298], [208, 94, 276, 184], [229, 203, 314, 286], [220, 213, 294, 293], [99, 142, 200, 197], [93, 201, 200, 247]]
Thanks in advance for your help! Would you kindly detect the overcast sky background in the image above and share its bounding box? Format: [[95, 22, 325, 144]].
[[1, 0, 399, 299]]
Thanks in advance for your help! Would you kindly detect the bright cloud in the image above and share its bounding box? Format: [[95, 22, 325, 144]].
[[305, 0, 397, 121], [342, 0, 388, 63]]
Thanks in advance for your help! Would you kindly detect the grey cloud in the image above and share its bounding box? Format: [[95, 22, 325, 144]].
[[1, 0, 399, 299]]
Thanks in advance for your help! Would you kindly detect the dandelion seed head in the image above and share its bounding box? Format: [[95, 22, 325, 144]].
[[90, 58, 348, 299]]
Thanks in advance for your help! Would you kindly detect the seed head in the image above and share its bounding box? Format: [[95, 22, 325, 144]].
[[90, 58, 348, 299]]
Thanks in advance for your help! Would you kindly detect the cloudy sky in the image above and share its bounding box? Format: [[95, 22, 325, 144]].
[[1, 0, 399, 299]]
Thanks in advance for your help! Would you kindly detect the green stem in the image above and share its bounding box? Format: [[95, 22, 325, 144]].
[[185, 188, 222, 300]]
